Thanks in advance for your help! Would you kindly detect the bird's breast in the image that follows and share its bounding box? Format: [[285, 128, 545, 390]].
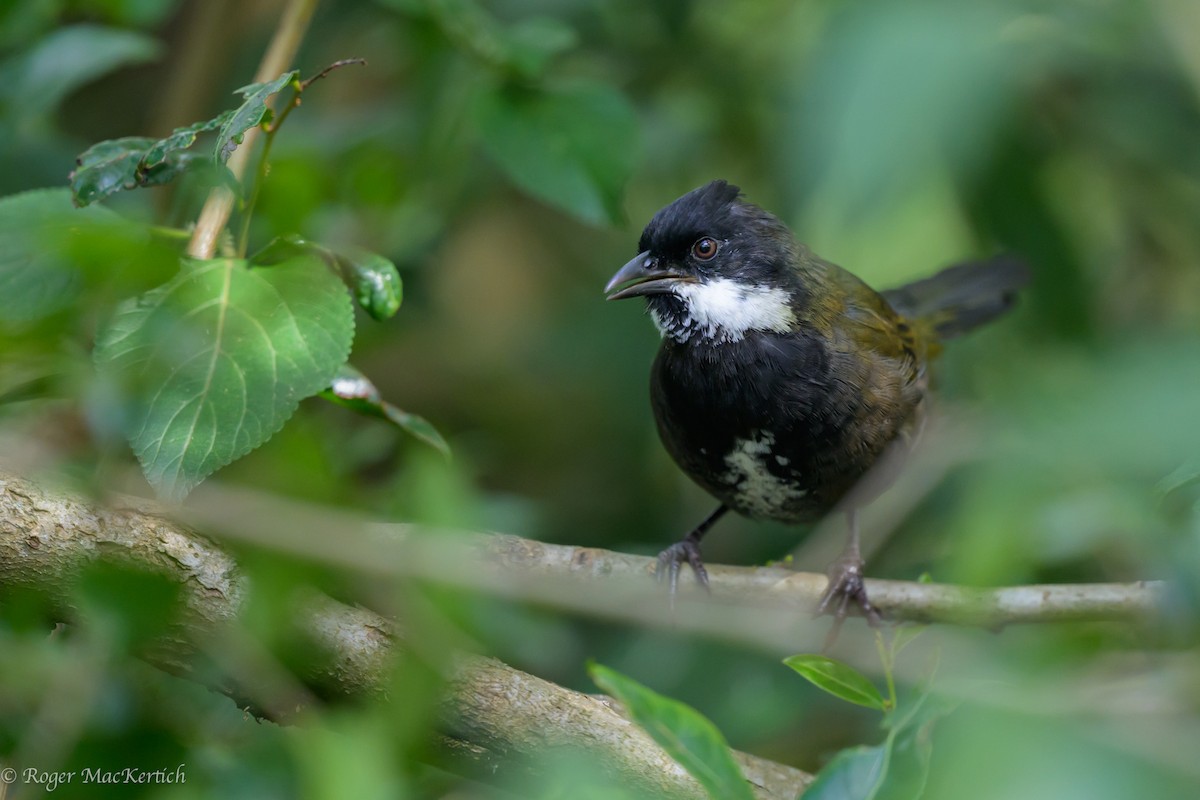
[[649, 330, 913, 522]]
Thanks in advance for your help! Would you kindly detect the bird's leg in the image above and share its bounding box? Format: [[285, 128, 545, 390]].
[[816, 509, 882, 645], [656, 504, 728, 598]]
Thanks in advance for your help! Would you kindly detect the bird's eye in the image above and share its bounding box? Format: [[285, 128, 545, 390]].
[[692, 237, 719, 261]]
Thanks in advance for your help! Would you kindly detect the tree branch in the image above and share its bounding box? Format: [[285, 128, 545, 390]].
[[174, 478, 1166, 633], [0, 469, 811, 800]]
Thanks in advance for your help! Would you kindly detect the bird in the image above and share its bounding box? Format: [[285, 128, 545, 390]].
[[605, 180, 1027, 623]]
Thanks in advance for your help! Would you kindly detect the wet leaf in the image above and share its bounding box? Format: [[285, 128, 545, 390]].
[[254, 236, 403, 321], [334, 247, 403, 320], [321, 364, 448, 456], [215, 71, 298, 162]]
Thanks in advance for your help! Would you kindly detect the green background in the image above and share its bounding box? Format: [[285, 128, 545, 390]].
[[1, 0, 1199, 797]]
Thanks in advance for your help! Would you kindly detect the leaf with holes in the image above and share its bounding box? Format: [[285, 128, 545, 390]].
[[589, 663, 755, 800], [94, 256, 354, 500], [69, 130, 221, 207], [215, 71, 298, 162]]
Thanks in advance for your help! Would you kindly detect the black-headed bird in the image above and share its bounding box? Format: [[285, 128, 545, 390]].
[[606, 180, 1026, 623]]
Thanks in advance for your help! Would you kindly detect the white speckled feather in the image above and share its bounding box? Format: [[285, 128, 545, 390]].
[[722, 432, 806, 518]]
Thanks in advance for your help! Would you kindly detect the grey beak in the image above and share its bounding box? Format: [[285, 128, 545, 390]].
[[604, 251, 693, 300]]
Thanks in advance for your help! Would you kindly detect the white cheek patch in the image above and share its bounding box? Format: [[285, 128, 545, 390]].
[[722, 432, 806, 518], [671, 278, 795, 344]]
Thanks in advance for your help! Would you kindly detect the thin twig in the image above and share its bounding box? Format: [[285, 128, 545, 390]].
[[300, 57, 367, 91], [186, 0, 319, 260]]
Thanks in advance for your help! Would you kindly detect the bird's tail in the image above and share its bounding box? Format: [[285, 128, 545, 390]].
[[882, 255, 1029, 339]]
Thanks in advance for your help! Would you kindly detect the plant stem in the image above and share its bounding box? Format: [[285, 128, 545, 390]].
[[235, 59, 366, 256], [186, 0, 319, 260], [875, 630, 897, 711], [149, 225, 193, 241], [236, 103, 286, 256]]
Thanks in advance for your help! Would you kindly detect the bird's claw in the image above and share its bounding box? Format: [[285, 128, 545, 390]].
[[655, 537, 710, 599], [816, 555, 881, 649]]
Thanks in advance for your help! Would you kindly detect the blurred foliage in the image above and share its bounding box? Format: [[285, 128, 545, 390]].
[[2, 0, 1200, 797], [590, 661, 757, 800]]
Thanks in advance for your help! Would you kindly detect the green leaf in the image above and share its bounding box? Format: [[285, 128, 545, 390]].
[[783, 655, 887, 711], [70, 136, 158, 206], [334, 247, 403, 320], [94, 256, 354, 501], [253, 235, 403, 321], [215, 71, 298, 162], [72, 69, 299, 206], [422, 0, 574, 78], [0, 24, 162, 118], [142, 111, 236, 167], [320, 364, 448, 456], [805, 692, 952, 800], [250, 232, 315, 266], [803, 744, 889, 800], [588, 663, 755, 800], [71, 137, 198, 207], [68, 71, 291, 205], [0, 189, 126, 323], [504, 17, 578, 77], [1157, 458, 1200, 500], [475, 82, 638, 225]]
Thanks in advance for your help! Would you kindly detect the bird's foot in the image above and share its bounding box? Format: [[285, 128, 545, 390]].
[[655, 535, 710, 598], [815, 554, 881, 649]]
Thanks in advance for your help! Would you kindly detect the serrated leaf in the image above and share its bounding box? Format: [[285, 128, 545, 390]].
[[215, 71, 298, 162], [588, 663, 755, 800], [783, 655, 887, 710], [321, 364, 448, 456], [0, 189, 126, 323], [475, 82, 638, 225], [0, 24, 162, 117], [94, 256, 354, 501], [334, 247, 403, 320]]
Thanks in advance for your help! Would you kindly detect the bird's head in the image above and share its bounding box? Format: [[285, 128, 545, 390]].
[[605, 180, 803, 344]]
